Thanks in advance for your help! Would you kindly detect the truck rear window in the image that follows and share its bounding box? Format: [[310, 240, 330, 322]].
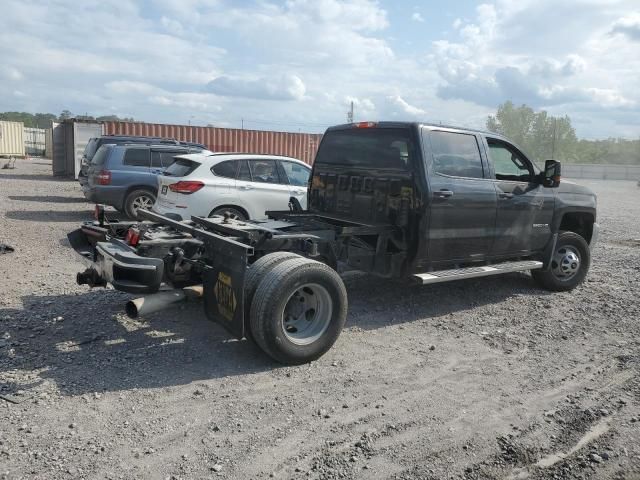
[[164, 158, 200, 177], [315, 128, 414, 170]]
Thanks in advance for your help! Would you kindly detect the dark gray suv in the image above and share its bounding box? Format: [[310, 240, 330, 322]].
[[84, 143, 207, 218]]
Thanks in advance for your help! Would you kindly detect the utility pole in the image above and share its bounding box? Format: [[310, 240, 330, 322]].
[[347, 101, 354, 123], [241, 118, 244, 130], [551, 117, 557, 159]]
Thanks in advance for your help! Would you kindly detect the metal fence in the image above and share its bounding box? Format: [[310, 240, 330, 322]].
[[562, 164, 640, 180], [24, 127, 47, 156]]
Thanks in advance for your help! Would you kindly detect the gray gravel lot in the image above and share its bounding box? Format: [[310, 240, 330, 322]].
[[1, 158, 639, 480]]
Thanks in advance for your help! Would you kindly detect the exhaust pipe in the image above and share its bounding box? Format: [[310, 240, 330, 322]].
[[125, 285, 203, 318]]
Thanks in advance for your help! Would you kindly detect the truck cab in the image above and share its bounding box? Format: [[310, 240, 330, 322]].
[[308, 122, 597, 286]]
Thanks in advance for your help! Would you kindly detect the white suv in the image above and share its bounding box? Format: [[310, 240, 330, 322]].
[[153, 153, 311, 220]]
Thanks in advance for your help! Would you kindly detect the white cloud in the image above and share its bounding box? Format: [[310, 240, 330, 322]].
[[429, 0, 640, 136], [610, 12, 640, 41], [0, 0, 638, 139], [389, 95, 426, 116], [3, 67, 23, 81], [207, 74, 306, 101]]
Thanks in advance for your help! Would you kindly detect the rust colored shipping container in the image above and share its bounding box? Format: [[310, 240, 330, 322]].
[[101, 121, 323, 165]]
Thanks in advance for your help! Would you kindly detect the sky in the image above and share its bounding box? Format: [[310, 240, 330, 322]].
[[0, 0, 639, 139]]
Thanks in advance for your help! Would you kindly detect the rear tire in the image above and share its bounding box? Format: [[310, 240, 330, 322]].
[[532, 231, 590, 292], [250, 258, 348, 364], [124, 189, 156, 220], [243, 252, 302, 342], [210, 206, 247, 221]]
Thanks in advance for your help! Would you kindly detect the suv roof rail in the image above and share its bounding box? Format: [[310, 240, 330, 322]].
[[103, 134, 179, 141], [118, 143, 204, 149]]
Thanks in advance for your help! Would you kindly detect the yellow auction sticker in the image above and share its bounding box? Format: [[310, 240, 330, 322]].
[[214, 271, 237, 321]]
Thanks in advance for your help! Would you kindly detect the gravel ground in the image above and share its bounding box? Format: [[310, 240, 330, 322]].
[[1, 158, 639, 480]]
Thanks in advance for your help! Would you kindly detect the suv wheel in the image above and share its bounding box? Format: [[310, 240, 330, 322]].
[[210, 207, 247, 221], [124, 189, 156, 220], [532, 231, 591, 292]]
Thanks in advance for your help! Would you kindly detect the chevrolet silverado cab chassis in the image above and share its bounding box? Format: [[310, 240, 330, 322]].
[[69, 122, 598, 364]]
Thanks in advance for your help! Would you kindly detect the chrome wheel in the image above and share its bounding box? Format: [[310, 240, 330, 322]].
[[281, 283, 332, 346], [551, 245, 581, 280], [132, 194, 154, 213]]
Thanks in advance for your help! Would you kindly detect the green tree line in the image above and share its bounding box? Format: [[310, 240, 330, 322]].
[[487, 102, 640, 165], [0, 110, 134, 129]]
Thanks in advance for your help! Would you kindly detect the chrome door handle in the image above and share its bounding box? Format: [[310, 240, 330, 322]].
[[239, 185, 253, 190], [433, 189, 453, 199], [499, 192, 514, 199]]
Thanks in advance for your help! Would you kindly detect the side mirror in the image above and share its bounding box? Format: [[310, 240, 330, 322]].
[[543, 160, 561, 188]]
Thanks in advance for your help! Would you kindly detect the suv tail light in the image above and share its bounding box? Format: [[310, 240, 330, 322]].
[[125, 227, 140, 246], [97, 169, 112, 185], [168, 181, 204, 194]]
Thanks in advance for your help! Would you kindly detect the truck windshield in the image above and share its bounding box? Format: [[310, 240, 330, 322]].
[[315, 128, 415, 170]]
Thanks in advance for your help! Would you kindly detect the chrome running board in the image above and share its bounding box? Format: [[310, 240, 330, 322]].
[[413, 260, 543, 285]]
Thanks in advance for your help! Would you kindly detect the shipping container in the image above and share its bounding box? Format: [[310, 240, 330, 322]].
[[0, 120, 26, 157], [51, 119, 103, 177], [102, 121, 323, 165], [45, 128, 53, 159], [24, 127, 47, 156], [52, 122, 65, 175]]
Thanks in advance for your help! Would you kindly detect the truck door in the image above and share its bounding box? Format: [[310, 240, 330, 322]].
[[483, 137, 555, 256], [424, 129, 497, 263]]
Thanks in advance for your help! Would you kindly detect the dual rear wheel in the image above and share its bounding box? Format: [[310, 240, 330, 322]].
[[245, 253, 348, 365]]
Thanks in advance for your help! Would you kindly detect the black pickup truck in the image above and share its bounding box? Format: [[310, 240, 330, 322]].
[[68, 122, 598, 365]]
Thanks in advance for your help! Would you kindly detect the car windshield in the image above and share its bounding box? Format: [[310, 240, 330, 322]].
[[164, 158, 200, 177], [90, 145, 110, 166]]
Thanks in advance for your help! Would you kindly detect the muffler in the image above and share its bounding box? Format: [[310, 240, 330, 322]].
[[125, 285, 203, 318]]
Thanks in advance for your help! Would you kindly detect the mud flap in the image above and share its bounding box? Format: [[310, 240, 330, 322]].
[[202, 240, 251, 339]]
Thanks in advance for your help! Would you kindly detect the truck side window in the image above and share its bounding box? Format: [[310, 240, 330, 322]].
[[487, 140, 533, 182], [429, 131, 484, 179]]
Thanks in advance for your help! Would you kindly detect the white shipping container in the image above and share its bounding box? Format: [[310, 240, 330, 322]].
[[45, 128, 53, 159], [0, 120, 26, 157]]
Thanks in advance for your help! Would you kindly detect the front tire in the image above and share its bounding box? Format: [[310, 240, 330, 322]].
[[532, 231, 590, 292], [250, 258, 348, 365], [124, 189, 156, 220]]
